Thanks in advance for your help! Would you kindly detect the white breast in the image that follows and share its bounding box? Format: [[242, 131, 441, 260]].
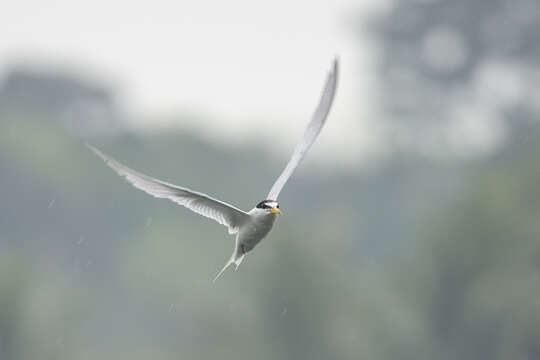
[[238, 209, 278, 252]]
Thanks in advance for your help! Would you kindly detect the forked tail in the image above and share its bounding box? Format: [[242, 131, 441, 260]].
[[212, 252, 245, 282]]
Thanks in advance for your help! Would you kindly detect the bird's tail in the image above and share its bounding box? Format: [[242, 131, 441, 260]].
[[212, 252, 245, 282]]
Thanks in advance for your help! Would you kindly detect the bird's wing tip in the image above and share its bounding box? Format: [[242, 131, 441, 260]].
[[85, 143, 111, 164], [332, 56, 340, 72], [85, 142, 101, 156]]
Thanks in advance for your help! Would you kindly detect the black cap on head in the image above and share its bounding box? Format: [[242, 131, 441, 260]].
[[256, 200, 279, 209]]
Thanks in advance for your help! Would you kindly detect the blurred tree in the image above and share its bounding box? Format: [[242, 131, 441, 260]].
[[388, 122, 540, 360], [368, 0, 540, 156], [366, 2, 540, 358], [0, 68, 120, 135]]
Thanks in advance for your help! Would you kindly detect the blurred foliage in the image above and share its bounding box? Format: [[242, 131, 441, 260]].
[[384, 122, 540, 360], [368, 0, 540, 155], [1, 0, 540, 359]]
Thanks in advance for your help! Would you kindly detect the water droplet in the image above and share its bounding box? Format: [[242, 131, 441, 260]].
[[47, 199, 56, 209]]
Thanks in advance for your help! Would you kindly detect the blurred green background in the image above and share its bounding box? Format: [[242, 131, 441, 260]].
[[2, 0, 540, 359]]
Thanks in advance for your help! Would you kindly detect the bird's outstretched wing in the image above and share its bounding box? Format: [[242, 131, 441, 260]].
[[87, 144, 249, 234], [266, 58, 339, 201]]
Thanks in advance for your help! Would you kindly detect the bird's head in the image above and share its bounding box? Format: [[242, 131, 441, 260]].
[[255, 200, 281, 214]]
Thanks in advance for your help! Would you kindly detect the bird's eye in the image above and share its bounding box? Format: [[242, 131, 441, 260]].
[[277, 205, 279, 208]]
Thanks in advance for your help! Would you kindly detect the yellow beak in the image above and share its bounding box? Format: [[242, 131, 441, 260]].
[[268, 207, 281, 214]]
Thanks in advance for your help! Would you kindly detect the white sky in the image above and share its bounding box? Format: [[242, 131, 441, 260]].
[[0, 0, 389, 165]]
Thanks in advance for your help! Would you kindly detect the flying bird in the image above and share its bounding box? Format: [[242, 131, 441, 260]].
[[88, 58, 339, 281]]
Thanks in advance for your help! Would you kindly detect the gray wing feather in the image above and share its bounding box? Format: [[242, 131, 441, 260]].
[[87, 144, 248, 234], [266, 58, 339, 200]]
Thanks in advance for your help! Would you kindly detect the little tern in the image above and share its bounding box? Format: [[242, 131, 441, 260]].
[[88, 58, 338, 281]]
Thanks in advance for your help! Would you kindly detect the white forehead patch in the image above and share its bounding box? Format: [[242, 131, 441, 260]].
[[256, 200, 279, 209]]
